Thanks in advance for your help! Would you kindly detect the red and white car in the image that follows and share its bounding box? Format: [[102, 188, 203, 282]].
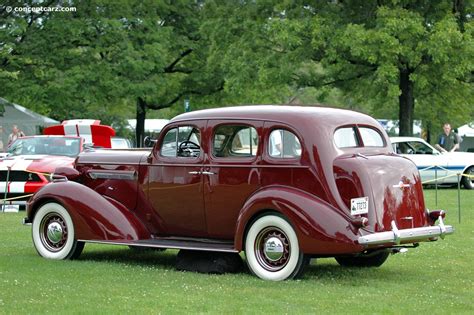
[[0, 120, 115, 210], [43, 119, 115, 148]]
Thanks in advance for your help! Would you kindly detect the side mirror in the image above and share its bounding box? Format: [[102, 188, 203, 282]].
[[143, 136, 157, 147]]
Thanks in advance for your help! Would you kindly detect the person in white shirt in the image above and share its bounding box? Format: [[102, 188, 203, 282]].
[[8, 124, 25, 147]]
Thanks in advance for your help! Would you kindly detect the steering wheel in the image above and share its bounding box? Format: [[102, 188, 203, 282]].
[[178, 141, 200, 157]]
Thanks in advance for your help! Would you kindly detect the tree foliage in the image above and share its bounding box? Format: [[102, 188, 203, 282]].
[[1, 1, 225, 145], [1, 0, 472, 142], [252, 1, 472, 136]]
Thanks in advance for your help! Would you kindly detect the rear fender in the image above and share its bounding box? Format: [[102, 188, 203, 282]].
[[27, 181, 151, 241], [234, 186, 364, 255]]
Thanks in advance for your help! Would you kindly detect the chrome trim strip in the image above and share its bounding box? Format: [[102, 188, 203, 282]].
[[87, 171, 137, 180], [80, 239, 239, 253], [148, 164, 310, 169], [201, 171, 216, 175], [358, 220, 454, 246]]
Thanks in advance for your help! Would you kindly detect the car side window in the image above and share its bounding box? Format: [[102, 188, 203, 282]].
[[213, 125, 258, 157], [268, 129, 301, 158], [160, 126, 201, 158]]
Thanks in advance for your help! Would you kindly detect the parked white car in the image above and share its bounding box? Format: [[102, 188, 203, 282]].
[[390, 137, 474, 189], [111, 137, 133, 149]]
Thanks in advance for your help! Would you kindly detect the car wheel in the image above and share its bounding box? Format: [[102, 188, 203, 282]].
[[32, 202, 84, 260], [335, 250, 389, 267], [462, 166, 474, 189], [245, 214, 309, 281]]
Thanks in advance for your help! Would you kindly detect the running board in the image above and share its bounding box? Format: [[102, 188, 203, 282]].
[[80, 237, 238, 253]]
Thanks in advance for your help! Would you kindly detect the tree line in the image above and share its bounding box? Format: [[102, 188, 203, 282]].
[[1, 0, 472, 145]]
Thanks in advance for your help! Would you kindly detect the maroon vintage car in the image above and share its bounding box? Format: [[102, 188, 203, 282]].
[[24, 106, 453, 281]]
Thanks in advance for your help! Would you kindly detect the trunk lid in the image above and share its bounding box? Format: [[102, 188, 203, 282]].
[[334, 153, 428, 232]]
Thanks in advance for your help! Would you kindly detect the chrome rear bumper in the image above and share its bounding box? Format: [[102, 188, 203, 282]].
[[358, 217, 454, 246]]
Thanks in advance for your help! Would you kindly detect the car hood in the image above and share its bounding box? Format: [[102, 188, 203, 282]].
[[76, 149, 151, 166], [0, 155, 75, 174]]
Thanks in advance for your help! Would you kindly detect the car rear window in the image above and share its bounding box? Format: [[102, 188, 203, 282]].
[[334, 126, 384, 148], [359, 127, 384, 147], [334, 127, 359, 148]]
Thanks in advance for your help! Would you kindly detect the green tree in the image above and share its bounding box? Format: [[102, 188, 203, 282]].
[[203, 1, 473, 136], [287, 1, 473, 136], [1, 1, 225, 145], [2, 0, 472, 143]]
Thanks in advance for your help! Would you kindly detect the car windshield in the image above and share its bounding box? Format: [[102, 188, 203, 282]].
[[111, 138, 132, 149], [7, 137, 81, 157], [394, 141, 437, 155]]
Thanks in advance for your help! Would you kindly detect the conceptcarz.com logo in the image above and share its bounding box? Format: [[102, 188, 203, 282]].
[[5, 6, 77, 14]]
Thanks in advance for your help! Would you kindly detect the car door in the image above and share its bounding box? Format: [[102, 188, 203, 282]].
[[203, 120, 263, 239], [148, 121, 207, 237]]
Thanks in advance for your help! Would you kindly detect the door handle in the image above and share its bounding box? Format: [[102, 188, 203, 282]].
[[188, 171, 201, 175], [201, 171, 216, 175]]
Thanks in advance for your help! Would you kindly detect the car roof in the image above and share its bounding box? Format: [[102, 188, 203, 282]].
[[171, 105, 378, 127]]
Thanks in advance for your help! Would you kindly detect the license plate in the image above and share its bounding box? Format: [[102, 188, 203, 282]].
[[351, 197, 368, 215]]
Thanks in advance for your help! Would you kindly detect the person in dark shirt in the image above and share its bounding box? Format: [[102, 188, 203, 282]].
[[435, 123, 459, 152]]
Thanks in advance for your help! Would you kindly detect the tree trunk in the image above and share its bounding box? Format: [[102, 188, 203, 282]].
[[453, 0, 466, 32], [136, 97, 147, 147], [398, 68, 415, 136], [426, 121, 431, 143]]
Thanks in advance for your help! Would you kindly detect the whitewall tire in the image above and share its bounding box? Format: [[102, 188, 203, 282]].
[[32, 202, 84, 260], [245, 214, 308, 281]]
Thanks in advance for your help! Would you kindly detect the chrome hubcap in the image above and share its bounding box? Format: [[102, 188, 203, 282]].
[[255, 227, 290, 272], [264, 237, 284, 261], [47, 222, 63, 244], [40, 213, 68, 252]]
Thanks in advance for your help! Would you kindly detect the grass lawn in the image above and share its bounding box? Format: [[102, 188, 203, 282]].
[[0, 189, 472, 314]]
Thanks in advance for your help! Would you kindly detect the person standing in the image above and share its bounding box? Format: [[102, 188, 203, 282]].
[[7, 124, 25, 147], [435, 123, 459, 152], [269, 129, 283, 157]]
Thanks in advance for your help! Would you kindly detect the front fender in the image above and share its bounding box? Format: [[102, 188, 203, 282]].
[[234, 186, 364, 255], [27, 181, 151, 241]]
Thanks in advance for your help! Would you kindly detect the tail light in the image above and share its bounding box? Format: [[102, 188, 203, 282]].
[[352, 217, 369, 228], [428, 210, 446, 226]]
